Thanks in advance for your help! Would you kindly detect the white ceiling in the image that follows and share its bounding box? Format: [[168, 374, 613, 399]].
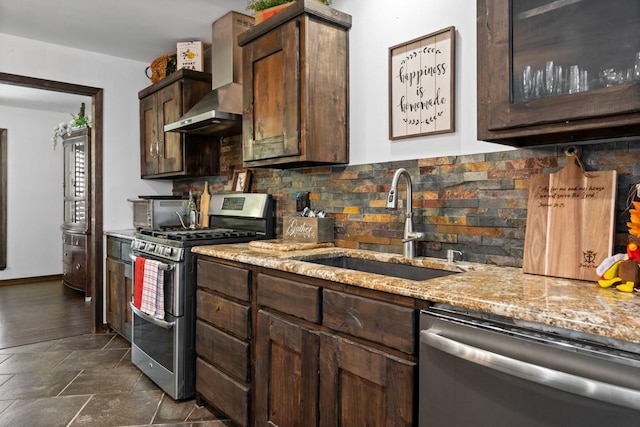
[[0, 0, 249, 62], [0, 0, 249, 112]]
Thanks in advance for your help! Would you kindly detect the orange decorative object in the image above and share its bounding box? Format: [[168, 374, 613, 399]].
[[627, 201, 640, 238], [254, 2, 294, 24]]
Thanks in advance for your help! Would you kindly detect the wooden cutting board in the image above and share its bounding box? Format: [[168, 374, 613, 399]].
[[523, 155, 617, 281], [199, 181, 211, 228]]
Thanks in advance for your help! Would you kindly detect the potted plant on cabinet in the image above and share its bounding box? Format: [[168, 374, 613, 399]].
[[247, 0, 332, 23]]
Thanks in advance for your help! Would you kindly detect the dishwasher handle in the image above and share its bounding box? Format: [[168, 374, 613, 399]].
[[421, 328, 640, 411]]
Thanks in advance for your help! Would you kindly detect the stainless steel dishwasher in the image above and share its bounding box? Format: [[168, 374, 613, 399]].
[[420, 305, 640, 426]]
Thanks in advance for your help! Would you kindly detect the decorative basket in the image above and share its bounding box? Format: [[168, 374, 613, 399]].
[[145, 54, 177, 84]]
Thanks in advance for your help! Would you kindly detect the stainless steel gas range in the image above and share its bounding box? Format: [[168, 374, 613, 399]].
[[130, 193, 274, 400]]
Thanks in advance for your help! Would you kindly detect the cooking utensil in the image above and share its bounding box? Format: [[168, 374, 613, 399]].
[[200, 182, 211, 228]]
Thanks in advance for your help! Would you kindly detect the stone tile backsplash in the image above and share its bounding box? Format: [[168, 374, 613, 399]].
[[174, 136, 640, 267]]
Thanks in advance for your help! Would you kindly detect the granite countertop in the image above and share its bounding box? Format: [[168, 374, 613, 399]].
[[193, 242, 640, 347]]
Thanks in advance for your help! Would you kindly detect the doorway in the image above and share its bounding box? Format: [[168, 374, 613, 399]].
[[0, 129, 5, 270], [0, 72, 103, 333]]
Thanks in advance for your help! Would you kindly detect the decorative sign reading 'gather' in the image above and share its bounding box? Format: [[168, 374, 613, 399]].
[[283, 217, 335, 244], [388, 26, 455, 140]]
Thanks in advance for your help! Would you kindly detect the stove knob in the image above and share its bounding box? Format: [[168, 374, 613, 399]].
[[164, 247, 173, 257]]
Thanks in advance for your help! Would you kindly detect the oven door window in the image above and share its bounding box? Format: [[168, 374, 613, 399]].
[[133, 313, 176, 372]]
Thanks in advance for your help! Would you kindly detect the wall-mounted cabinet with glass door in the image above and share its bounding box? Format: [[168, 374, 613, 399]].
[[61, 128, 90, 293], [477, 0, 640, 146]]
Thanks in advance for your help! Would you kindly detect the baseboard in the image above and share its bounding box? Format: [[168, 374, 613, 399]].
[[0, 274, 63, 286]]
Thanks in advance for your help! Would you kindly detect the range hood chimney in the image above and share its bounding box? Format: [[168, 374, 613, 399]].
[[164, 11, 253, 136]]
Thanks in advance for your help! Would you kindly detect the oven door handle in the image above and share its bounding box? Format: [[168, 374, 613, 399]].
[[421, 328, 640, 411], [130, 255, 174, 271], [130, 302, 175, 329]]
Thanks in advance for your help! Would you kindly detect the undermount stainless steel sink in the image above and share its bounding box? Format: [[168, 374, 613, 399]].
[[306, 256, 459, 281]]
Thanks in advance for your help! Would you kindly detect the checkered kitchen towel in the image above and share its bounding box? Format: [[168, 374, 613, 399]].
[[140, 259, 165, 319]]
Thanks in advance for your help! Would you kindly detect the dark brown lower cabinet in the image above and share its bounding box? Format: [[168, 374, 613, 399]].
[[195, 259, 252, 427], [318, 333, 415, 426], [196, 257, 418, 426], [254, 310, 320, 426], [62, 232, 87, 292], [195, 357, 249, 426], [105, 235, 133, 341]]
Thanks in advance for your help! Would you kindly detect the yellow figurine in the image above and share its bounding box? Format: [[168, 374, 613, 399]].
[[597, 242, 640, 293]]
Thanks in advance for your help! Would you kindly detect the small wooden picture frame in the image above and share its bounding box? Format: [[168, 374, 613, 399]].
[[232, 169, 252, 192]]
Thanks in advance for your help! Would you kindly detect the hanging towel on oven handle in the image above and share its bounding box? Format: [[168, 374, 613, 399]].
[[133, 256, 146, 309], [140, 259, 166, 320]]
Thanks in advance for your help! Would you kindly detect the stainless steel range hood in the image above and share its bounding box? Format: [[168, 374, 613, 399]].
[[163, 83, 243, 136], [164, 11, 253, 137]]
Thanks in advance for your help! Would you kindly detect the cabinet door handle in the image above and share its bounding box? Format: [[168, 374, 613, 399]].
[[75, 264, 82, 270]]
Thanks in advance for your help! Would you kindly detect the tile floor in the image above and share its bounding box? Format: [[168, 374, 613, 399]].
[[0, 333, 232, 426]]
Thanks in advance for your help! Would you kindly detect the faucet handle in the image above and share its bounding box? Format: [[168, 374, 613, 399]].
[[403, 231, 427, 243]]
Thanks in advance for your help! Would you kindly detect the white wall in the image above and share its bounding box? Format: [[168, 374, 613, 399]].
[[0, 106, 66, 277], [0, 0, 510, 278], [0, 33, 172, 280], [336, 0, 509, 165]]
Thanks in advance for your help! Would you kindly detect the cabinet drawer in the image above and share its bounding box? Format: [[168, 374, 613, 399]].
[[196, 290, 250, 340], [63, 246, 74, 265], [107, 237, 133, 262], [257, 273, 321, 323], [63, 245, 86, 266], [121, 241, 132, 262], [106, 238, 121, 259], [62, 260, 86, 279], [197, 259, 250, 302], [323, 289, 416, 354], [196, 358, 249, 427], [195, 320, 250, 382], [63, 233, 86, 247], [63, 260, 86, 289]]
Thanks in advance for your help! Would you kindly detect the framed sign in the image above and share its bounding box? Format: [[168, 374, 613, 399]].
[[389, 26, 455, 140], [232, 169, 252, 192]]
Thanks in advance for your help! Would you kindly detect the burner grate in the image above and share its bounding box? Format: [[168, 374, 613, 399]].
[[138, 228, 257, 242]]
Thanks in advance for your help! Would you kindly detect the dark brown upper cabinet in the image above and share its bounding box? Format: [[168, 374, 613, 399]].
[[477, 0, 640, 146], [138, 69, 219, 179], [238, 0, 351, 168]]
